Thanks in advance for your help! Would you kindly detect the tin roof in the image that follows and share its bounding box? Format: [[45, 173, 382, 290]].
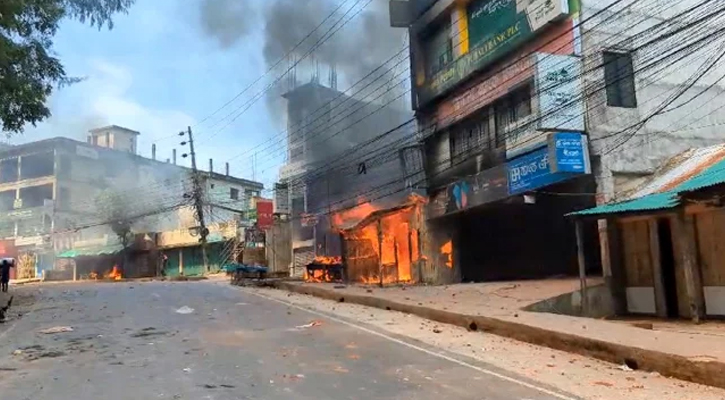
[[570, 143, 725, 217]]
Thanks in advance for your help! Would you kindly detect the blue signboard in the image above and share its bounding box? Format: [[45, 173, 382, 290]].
[[507, 147, 570, 195], [548, 132, 591, 174], [507, 132, 591, 195]]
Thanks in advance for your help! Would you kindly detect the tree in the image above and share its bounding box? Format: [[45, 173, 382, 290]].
[[95, 189, 134, 263], [0, 0, 135, 134]]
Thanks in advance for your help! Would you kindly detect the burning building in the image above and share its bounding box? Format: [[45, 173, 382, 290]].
[[301, 195, 428, 285], [275, 81, 421, 274]]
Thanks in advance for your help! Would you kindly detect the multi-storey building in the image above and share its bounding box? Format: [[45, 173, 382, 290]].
[[0, 125, 263, 278], [390, 0, 725, 284]]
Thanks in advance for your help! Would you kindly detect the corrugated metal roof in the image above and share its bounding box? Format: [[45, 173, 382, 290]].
[[571, 144, 725, 217], [629, 144, 725, 198]]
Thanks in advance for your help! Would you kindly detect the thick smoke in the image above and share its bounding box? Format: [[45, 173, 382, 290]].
[[198, 0, 256, 49], [199, 0, 409, 115]]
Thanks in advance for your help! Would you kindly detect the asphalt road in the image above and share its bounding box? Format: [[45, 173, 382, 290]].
[[0, 281, 578, 400]]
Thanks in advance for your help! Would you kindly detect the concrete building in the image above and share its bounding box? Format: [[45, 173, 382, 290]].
[[275, 82, 416, 271], [388, 0, 725, 284], [0, 127, 263, 278]]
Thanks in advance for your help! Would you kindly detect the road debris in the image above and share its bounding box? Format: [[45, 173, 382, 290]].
[[38, 326, 73, 334], [293, 321, 322, 330], [175, 306, 194, 314]]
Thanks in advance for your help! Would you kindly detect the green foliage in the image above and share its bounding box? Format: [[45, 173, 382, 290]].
[[0, 0, 135, 135], [95, 189, 133, 248]]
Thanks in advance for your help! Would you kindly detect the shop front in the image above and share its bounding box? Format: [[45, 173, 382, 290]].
[[429, 132, 599, 282]]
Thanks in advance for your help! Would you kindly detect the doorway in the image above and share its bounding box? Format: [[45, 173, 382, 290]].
[[657, 218, 679, 318]]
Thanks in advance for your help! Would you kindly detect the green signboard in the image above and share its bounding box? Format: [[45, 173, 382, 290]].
[[417, 0, 571, 106]]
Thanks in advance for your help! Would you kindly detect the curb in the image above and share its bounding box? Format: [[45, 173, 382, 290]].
[[273, 281, 725, 389]]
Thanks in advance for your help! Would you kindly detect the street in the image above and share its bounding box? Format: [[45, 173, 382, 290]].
[[0, 281, 577, 400]]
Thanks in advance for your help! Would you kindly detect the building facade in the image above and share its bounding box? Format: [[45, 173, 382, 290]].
[[392, 0, 725, 284], [397, 0, 598, 283], [0, 126, 263, 278]]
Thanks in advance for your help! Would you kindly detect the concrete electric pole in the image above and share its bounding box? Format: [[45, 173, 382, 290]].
[[181, 126, 210, 274]]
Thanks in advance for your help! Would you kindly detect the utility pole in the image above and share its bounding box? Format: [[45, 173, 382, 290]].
[[180, 126, 209, 274]]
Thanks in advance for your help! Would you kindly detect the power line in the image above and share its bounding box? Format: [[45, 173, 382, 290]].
[[228, 0, 686, 176]]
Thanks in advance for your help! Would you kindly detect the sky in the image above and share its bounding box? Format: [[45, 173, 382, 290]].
[[10, 0, 411, 195], [13, 0, 280, 191]]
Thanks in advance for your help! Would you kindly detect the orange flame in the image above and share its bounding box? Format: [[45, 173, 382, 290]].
[[333, 201, 423, 285], [106, 265, 122, 280], [312, 256, 342, 265], [440, 240, 453, 269]]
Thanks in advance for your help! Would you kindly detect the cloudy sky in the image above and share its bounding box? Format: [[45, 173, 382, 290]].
[[10, 0, 403, 194]]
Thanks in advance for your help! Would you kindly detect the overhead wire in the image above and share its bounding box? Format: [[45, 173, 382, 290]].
[[274, 0, 717, 198], [258, 5, 725, 220], [235, 0, 690, 179]]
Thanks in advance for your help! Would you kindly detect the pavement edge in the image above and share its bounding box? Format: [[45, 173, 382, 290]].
[[271, 281, 725, 390]]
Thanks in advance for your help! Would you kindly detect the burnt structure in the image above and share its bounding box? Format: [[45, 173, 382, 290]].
[[276, 82, 421, 268]]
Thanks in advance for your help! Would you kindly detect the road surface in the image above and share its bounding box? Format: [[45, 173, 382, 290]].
[[0, 281, 576, 400]]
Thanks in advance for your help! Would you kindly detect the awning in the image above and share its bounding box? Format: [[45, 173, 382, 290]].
[[56, 244, 123, 258]]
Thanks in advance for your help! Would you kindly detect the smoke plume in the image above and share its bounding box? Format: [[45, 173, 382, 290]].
[[198, 0, 257, 49], [198, 0, 409, 114]]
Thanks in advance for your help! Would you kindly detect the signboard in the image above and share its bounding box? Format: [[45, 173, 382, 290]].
[[548, 132, 591, 173], [435, 54, 534, 129], [504, 53, 584, 159], [244, 226, 265, 246], [446, 165, 509, 214], [507, 133, 590, 195], [418, 0, 569, 104], [428, 165, 508, 219], [256, 199, 274, 230], [535, 53, 585, 131]]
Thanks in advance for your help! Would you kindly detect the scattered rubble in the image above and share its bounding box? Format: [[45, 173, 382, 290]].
[[293, 321, 322, 330], [175, 306, 194, 314], [38, 326, 73, 334]]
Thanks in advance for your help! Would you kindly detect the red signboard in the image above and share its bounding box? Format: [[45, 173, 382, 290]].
[[256, 199, 274, 230], [0, 240, 17, 280]]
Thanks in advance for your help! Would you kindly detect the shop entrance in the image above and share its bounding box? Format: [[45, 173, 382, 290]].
[[456, 178, 600, 282]]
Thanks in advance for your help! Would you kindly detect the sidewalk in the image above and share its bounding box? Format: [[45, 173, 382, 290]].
[[273, 279, 725, 389]]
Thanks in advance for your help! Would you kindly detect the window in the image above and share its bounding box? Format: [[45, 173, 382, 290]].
[[230, 188, 239, 200], [494, 84, 533, 147], [424, 20, 454, 77], [603, 51, 637, 108], [0, 158, 18, 183], [20, 152, 54, 180], [450, 110, 491, 163]]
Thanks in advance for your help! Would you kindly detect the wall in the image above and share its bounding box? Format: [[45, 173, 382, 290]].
[[583, 0, 725, 202]]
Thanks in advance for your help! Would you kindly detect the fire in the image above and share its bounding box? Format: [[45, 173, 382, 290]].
[[332, 201, 377, 228], [334, 200, 425, 285], [440, 240, 453, 268], [313, 256, 342, 265], [89, 272, 99, 280], [106, 265, 122, 280]]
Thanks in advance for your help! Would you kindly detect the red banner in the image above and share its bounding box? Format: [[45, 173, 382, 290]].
[[256, 199, 274, 230]]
